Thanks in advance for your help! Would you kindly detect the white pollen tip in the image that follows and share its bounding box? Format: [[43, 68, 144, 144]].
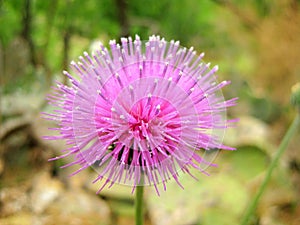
[[190, 87, 195, 92], [129, 85, 133, 90], [148, 93, 152, 98], [206, 62, 211, 68], [200, 52, 205, 57], [63, 70, 68, 75], [139, 65, 143, 70], [168, 77, 173, 82], [97, 90, 101, 94], [156, 105, 161, 110], [204, 93, 208, 97], [109, 40, 116, 45], [84, 51, 89, 56], [120, 115, 125, 119], [222, 80, 229, 85], [79, 56, 84, 61], [154, 78, 159, 83], [71, 61, 76, 65], [121, 37, 128, 42], [135, 34, 140, 40], [213, 65, 219, 72], [111, 107, 116, 112]]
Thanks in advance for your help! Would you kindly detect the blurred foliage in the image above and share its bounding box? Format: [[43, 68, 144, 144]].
[[0, 0, 239, 83]]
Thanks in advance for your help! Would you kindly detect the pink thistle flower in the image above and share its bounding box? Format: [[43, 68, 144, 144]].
[[44, 35, 237, 195]]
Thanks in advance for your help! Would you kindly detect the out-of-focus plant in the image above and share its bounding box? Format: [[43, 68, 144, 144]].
[[241, 83, 300, 225]]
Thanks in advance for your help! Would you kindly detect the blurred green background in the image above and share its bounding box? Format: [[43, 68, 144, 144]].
[[0, 0, 300, 225]]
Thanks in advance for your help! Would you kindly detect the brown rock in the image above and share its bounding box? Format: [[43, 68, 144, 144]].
[[42, 189, 111, 225], [0, 187, 29, 217], [29, 171, 64, 214]]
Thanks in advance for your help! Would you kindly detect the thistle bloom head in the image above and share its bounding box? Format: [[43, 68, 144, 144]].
[[44, 35, 237, 195]]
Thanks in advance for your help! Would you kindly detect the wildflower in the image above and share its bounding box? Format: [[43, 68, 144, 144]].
[[44, 35, 237, 195]]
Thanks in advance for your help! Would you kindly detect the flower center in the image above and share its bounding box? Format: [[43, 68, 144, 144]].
[[126, 97, 167, 148], [129, 117, 151, 140]]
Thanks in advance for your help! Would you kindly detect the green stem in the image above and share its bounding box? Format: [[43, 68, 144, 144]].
[[241, 113, 300, 225], [135, 185, 144, 225]]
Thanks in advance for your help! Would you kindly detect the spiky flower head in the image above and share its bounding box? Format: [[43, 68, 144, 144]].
[[44, 35, 237, 195]]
